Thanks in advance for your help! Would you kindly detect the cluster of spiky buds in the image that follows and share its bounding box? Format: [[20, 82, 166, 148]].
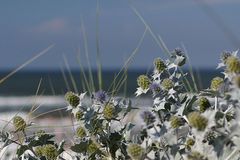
[[75, 111, 84, 121], [103, 103, 115, 120], [42, 144, 58, 160], [127, 143, 144, 160], [161, 78, 174, 90], [76, 126, 86, 138], [226, 56, 240, 73], [87, 141, 99, 155], [170, 116, 182, 128], [34, 146, 44, 157], [154, 58, 166, 73], [13, 116, 26, 132], [65, 91, 80, 108], [188, 112, 208, 131], [198, 97, 211, 113], [187, 151, 207, 160], [185, 138, 195, 150], [210, 77, 224, 91], [137, 75, 151, 90]]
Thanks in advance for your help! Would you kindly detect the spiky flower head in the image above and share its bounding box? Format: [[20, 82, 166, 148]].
[[187, 151, 207, 160], [226, 56, 240, 73], [154, 58, 166, 73], [127, 143, 144, 160], [36, 130, 46, 137], [76, 126, 86, 138], [137, 75, 151, 90], [35, 146, 44, 157], [87, 141, 99, 155], [170, 116, 182, 128], [42, 144, 58, 160], [94, 90, 107, 102], [161, 78, 174, 90], [234, 75, 240, 88], [13, 116, 26, 132], [65, 91, 79, 108], [198, 97, 211, 113], [75, 111, 84, 121], [221, 51, 231, 64], [186, 138, 195, 150], [210, 77, 224, 91], [103, 103, 115, 120], [188, 112, 208, 131], [141, 111, 155, 126]]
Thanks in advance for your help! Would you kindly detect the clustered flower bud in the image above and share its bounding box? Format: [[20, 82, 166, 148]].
[[103, 103, 115, 120], [188, 112, 208, 131], [34, 146, 43, 157], [186, 138, 195, 150], [198, 97, 211, 113], [221, 52, 231, 64], [76, 126, 86, 138], [13, 116, 26, 131], [65, 91, 80, 108], [187, 151, 207, 160], [210, 77, 224, 91], [170, 116, 182, 128], [226, 56, 240, 73], [137, 75, 151, 90], [87, 141, 99, 154], [75, 111, 84, 121], [42, 144, 58, 160], [141, 111, 156, 126], [127, 143, 144, 160], [161, 78, 174, 90], [154, 58, 166, 73]]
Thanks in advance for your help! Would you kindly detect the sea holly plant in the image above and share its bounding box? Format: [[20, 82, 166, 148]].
[[0, 48, 240, 160], [65, 90, 136, 159]]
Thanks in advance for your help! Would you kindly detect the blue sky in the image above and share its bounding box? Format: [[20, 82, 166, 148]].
[[0, 0, 239, 70]]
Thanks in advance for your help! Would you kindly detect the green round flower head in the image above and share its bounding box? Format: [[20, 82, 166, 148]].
[[42, 144, 58, 160], [198, 97, 211, 113], [103, 103, 115, 120], [137, 75, 151, 90], [35, 146, 44, 157], [154, 58, 166, 73], [87, 141, 99, 154], [36, 130, 46, 137], [127, 143, 144, 160], [188, 112, 208, 131], [75, 111, 84, 121], [161, 78, 174, 90], [13, 116, 26, 131], [65, 91, 80, 108], [76, 127, 86, 138], [187, 151, 207, 160], [221, 52, 231, 64], [210, 77, 223, 91], [234, 75, 240, 88], [186, 138, 195, 149], [226, 56, 240, 73], [170, 116, 182, 128]]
